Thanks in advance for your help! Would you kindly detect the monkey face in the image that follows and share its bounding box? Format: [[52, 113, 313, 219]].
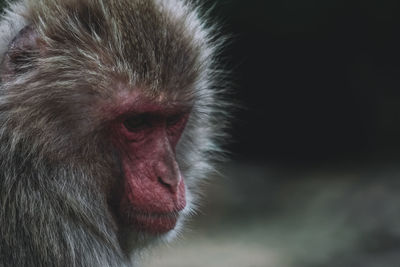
[[107, 91, 191, 234]]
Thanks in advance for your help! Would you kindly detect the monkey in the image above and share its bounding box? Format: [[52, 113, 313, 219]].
[[0, 0, 229, 266]]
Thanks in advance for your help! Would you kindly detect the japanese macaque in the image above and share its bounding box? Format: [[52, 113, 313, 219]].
[[0, 0, 228, 266]]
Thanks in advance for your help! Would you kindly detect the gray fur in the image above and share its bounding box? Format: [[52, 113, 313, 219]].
[[0, 0, 229, 266]]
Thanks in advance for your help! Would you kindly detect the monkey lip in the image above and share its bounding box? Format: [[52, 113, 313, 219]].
[[128, 211, 180, 234]]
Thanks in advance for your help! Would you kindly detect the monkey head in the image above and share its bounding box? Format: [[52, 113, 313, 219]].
[[0, 0, 228, 263], [0, 0, 227, 248]]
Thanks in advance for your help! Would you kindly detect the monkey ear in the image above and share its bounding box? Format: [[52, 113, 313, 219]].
[[0, 26, 43, 82]]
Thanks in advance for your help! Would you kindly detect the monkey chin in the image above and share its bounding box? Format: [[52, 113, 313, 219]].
[[117, 210, 187, 254], [116, 202, 186, 236], [128, 211, 181, 234]]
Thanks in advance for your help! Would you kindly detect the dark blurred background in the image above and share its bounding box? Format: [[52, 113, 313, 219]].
[[218, 0, 400, 166]]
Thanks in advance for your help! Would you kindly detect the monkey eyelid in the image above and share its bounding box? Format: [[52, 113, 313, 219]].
[[123, 114, 149, 132], [166, 113, 187, 127]]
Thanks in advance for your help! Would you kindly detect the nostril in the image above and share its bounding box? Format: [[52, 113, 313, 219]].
[[158, 176, 171, 188]]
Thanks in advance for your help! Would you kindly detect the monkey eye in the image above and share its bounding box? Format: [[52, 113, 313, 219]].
[[167, 114, 184, 127], [123, 115, 147, 132]]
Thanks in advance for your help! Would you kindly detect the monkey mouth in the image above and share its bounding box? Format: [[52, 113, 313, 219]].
[[127, 210, 180, 234]]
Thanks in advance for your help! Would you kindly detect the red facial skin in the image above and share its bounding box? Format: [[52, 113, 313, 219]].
[[110, 91, 190, 234]]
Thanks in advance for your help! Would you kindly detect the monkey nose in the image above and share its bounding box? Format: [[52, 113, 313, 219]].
[[155, 161, 182, 193], [157, 172, 181, 193], [158, 176, 177, 190]]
